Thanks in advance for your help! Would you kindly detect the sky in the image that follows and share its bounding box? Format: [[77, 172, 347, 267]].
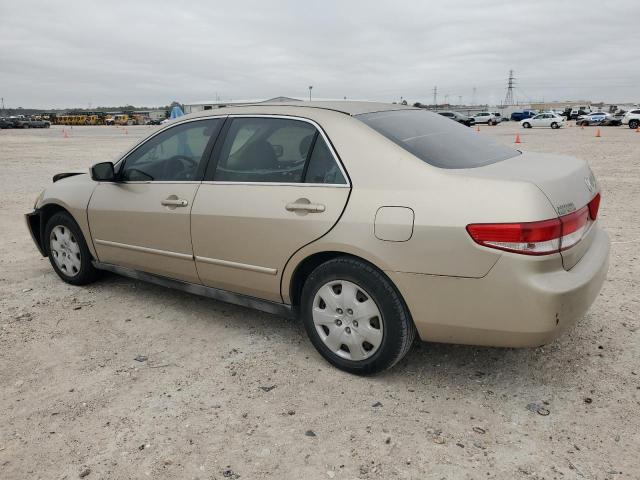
[[1, 0, 639, 109]]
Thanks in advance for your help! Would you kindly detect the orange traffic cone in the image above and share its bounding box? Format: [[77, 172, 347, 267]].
[[514, 133, 521, 144], [476, 126, 480, 132], [581, 124, 584, 130], [636, 126, 639, 133], [595, 128, 601, 138]]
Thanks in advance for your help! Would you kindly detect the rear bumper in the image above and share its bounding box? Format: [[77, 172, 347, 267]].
[[389, 227, 610, 347], [25, 209, 46, 257]]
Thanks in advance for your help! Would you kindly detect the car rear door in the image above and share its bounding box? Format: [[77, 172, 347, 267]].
[[191, 116, 350, 302], [88, 118, 224, 283]]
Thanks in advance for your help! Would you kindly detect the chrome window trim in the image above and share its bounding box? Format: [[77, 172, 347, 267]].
[[112, 113, 350, 187], [98, 180, 202, 185], [200, 181, 349, 188]]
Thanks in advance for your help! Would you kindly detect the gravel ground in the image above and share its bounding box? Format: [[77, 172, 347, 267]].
[[0, 121, 638, 480]]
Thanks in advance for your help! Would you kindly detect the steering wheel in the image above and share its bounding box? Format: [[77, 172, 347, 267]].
[[165, 155, 198, 180]]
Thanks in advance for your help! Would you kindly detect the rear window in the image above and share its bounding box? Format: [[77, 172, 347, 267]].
[[356, 109, 520, 169]]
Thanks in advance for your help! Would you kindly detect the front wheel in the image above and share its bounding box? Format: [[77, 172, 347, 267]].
[[522, 122, 531, 129], [301, 257, 416, 374], [550, 122, 559, 129], [630, 119, 639, 129], [45, 212, 100, 285]]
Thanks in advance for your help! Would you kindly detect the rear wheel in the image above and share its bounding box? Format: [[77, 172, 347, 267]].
[[45, 212, 100, 285], [550, 122, 559, 129], [630, 119, 639, 129], [522, 122, 531, 129], [301, 257, 416, 374]]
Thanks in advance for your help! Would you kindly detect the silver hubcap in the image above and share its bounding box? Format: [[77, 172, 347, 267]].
[[312, 280, 383, 361], [50, 225, 81, 277]]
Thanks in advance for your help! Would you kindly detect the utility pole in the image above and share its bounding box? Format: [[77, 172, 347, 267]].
[[308, 86, 313, 101], [432, 86, 437, 108], [504, 70, 515, 105]]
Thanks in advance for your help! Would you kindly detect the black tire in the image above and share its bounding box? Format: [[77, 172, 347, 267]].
[[630, 119, 639, 130], [522, 122, 531, 129], [44, 212, 100, 286], [551, 122, 559, 129], [300, 257, 416, 375]]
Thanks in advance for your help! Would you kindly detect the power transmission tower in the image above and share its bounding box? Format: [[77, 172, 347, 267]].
[[432, 86, 437, 107], [504, 70, 515, 105]]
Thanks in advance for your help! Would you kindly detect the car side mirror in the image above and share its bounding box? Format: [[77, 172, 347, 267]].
[[91, 161, 116, 182]]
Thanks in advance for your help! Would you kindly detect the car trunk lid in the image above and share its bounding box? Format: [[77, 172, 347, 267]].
[[457, 151, 599, 270]]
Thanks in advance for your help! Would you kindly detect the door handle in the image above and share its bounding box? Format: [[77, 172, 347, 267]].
[[286, 200, 326, 213], [161, 197, 189, 207]]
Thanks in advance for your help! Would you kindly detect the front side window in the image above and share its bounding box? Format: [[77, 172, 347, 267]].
[[213, 117, 346, 184], [121, 119, 221, 181], [357, 109, 520, 169]]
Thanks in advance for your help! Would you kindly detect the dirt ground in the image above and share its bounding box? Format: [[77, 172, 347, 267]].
[[1, 121, 638, 480]]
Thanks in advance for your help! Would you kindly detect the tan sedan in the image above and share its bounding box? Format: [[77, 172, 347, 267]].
[[26, 102, 609, 374]]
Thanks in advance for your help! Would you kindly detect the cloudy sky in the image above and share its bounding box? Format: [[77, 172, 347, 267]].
[[1, 0, 638, 109]]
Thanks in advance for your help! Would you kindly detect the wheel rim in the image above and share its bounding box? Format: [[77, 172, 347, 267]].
[[50, 225, 81, 277], [312, 280, 384, 361]]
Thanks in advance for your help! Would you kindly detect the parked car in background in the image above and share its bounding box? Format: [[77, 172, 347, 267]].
[[0, 118, 14, 129], [437, 111, 475, 127], [510, 110, 536, 122], [569, 106, 592, 120], [8, 117, 31, 128], [472, 112, 499, 125], [27, 118, 51, 128], [146, 118, 164, 126], [577, 112, 621, 126], [25, 102, 609, 374], [521, 113, 565, 129], [621, 109, 640, 129]]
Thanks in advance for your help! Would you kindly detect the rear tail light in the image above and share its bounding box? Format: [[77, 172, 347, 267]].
[[466, 193, 600, 256]]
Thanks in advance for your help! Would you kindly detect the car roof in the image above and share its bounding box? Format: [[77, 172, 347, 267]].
[[188, 101, 418, 118]]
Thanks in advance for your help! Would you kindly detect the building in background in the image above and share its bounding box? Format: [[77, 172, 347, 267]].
[[184, 96, 301, 114]]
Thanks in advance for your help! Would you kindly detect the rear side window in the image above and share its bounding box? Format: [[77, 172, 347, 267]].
[[304, 136, 346, 184], [213, 117, 346, 184], [214, 117, 315, 182], [357, 109, 520, 169]]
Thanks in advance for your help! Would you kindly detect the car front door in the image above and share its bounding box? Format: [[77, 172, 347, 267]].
[[191, 116, 350, 302], [88, 118, 224, 283], [531, 114, 545, 127]]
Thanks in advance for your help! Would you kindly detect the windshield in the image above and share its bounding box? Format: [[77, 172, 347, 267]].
[[356, 109, 520, 169]]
